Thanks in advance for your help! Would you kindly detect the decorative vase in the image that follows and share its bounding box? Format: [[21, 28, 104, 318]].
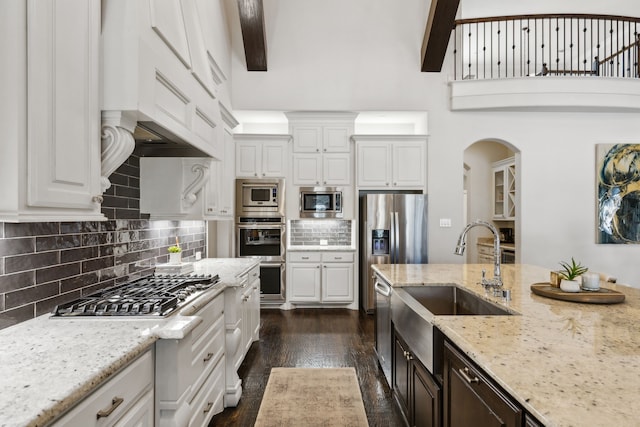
[[169, 252, 182, 265], [560, 279, 581, 293]]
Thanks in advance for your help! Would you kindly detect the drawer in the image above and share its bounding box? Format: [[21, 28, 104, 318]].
[[477, 255, 494, 264], [190, 314, 225, 400], [189, 358, 225, 427], [54, 350, 153, 427], [477, 244, 493, 256], [288, 252, 322, 262], [191, 293, 224, 343], [321, 252, 354, 262]]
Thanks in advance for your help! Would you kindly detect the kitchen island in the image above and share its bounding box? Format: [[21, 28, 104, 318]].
[[0, 258, 257, 427], [372, 263, 640, 427]]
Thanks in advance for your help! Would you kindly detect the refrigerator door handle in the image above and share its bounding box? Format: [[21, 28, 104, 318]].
[[394, 211, 400, 264], [390, 211, 396, 264]]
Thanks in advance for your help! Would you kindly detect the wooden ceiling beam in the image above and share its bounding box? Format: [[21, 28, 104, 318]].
[[421, 0, 460, 72], [237, 0, 267, 71]]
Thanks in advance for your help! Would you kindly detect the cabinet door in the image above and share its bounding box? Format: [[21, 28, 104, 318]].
[[392, 142, 425, 188], [236, 142, 260, 177], [292, 154, 322, 186], [262, 142, 288, 177], [203, 160, 220, 218], [444, 341, 522, 427], [292, 125, 322, 152], [323, 154, 351, 186], [393, 333, 411, 416], [217, 128, 235, 216], [27, 0, 101, 210], [323, 126, 351, 152], [357, 143, 392, 188], [288, 263, 321, 302], [321, 263, 354, 302], [412, 358, 441, 427]]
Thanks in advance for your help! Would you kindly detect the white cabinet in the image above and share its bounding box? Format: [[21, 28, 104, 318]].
[[290, 124, 352, 153], [224, 264, 260, 406], [155, 293, 226, 426], [288, 252, 354, 304], [286, 112, 357, 186], [291, 153, 352, 186], [53, 350, 154, 427], [203, 104, 239, 219], [1, 0, 104, 222], [140, 157, 212, 220], [492, 157, 516, 220], [354, 136, 427, 190], [235, 134, 290, 178]]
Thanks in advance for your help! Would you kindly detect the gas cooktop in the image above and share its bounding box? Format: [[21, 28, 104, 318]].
[[51, 274, 220, 318]]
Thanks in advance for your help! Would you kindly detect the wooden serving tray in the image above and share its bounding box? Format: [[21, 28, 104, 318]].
[[530, 283, 625, 304]]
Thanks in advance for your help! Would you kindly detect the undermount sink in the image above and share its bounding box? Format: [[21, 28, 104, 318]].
[[402, 285, 511, 316]]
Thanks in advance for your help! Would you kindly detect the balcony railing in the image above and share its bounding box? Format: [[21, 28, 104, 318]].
[[452, 14, 640, 80]]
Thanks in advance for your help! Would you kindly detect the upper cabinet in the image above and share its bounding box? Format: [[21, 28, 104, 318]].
[[1, 0, 104, 222], [492, 156, 516, 221], [354, 135, 427, 190], [286, 112, 358, 186], [235, 134, 291, 178], [102, 0, 231, 159]]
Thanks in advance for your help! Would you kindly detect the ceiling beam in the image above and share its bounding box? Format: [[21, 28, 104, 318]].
[[421, 0, 460, 72], [236, 0, 268, 71]]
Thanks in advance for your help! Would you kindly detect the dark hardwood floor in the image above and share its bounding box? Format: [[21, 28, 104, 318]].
[[209, 308, 405, 426]]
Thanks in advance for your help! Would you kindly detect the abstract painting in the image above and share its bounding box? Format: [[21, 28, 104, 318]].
[[597, 143, 640, 244]]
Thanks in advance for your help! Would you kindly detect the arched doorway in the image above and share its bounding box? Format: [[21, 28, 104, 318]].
[[463, 139, 520, 264]]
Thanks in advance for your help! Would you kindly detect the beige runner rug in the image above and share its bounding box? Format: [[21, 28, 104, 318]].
[[254, 367, 369, 427]]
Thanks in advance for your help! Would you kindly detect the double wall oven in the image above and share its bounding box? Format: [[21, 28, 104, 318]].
[[236, 179, 286, 304]]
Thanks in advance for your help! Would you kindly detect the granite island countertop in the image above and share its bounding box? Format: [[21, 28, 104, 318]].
[[372, 263, 640, 427], [0, 258, 258, 427]]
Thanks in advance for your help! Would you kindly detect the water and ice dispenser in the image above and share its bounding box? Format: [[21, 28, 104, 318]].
[[372, 230, 389, 255]]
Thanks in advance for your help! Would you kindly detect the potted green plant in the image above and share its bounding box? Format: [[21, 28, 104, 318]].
[[558, 257, 588, 293], [168, 245, 182, 265]]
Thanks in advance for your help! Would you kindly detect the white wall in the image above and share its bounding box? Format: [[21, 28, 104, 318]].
[[228, 0, 640, 286]]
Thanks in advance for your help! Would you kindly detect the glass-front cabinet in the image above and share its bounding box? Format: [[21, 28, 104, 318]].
[[492, 157, 516, 220]]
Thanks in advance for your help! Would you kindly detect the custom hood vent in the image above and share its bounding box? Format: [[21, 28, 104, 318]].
[[133, 122, 211, 158]]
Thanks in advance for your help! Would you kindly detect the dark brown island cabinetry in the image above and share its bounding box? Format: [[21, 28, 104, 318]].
[[393, 329, 441, 427], [443, 340, 522, 427]]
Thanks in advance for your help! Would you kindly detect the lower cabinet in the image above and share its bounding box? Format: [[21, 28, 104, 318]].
[[288, 252, 354, 304], [156, 294, 226, 427], [393, 329, 441, 427], [53, 350, 154, 426], [443, 340, 522, 427]]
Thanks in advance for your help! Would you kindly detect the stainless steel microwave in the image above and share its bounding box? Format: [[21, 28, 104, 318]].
[[299, 187, 343, 218], [236, 178, 285, 217]]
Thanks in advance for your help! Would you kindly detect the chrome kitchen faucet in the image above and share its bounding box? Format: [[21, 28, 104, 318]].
[[454, 220, 503, 295]]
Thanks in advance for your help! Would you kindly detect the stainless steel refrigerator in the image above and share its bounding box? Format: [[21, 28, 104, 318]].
[[359, 193, 428, 313]]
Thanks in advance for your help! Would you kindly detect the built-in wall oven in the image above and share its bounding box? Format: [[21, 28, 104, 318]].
[[236, 215, 286, 306]]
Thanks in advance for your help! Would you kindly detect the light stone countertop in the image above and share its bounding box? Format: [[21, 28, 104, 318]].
[[0, 258, 258, 427], [372, 263, 640, 427]]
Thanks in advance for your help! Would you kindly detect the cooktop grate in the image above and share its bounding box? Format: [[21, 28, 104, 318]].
[[51, 274, 219, 317]]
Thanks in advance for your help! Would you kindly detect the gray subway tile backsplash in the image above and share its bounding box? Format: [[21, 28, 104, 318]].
[[0, 154, 206, 329], [289, 219, 353, 246]]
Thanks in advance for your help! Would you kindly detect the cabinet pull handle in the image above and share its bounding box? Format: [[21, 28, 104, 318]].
[[334, 257, 342, 260], [203, 401, 214, 414], [96, 396, 123, 419], [92, 195, 104, 204], [204, 352, 215, 363], [302, 256, 309, 260], [458, 367, 479, 384]]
